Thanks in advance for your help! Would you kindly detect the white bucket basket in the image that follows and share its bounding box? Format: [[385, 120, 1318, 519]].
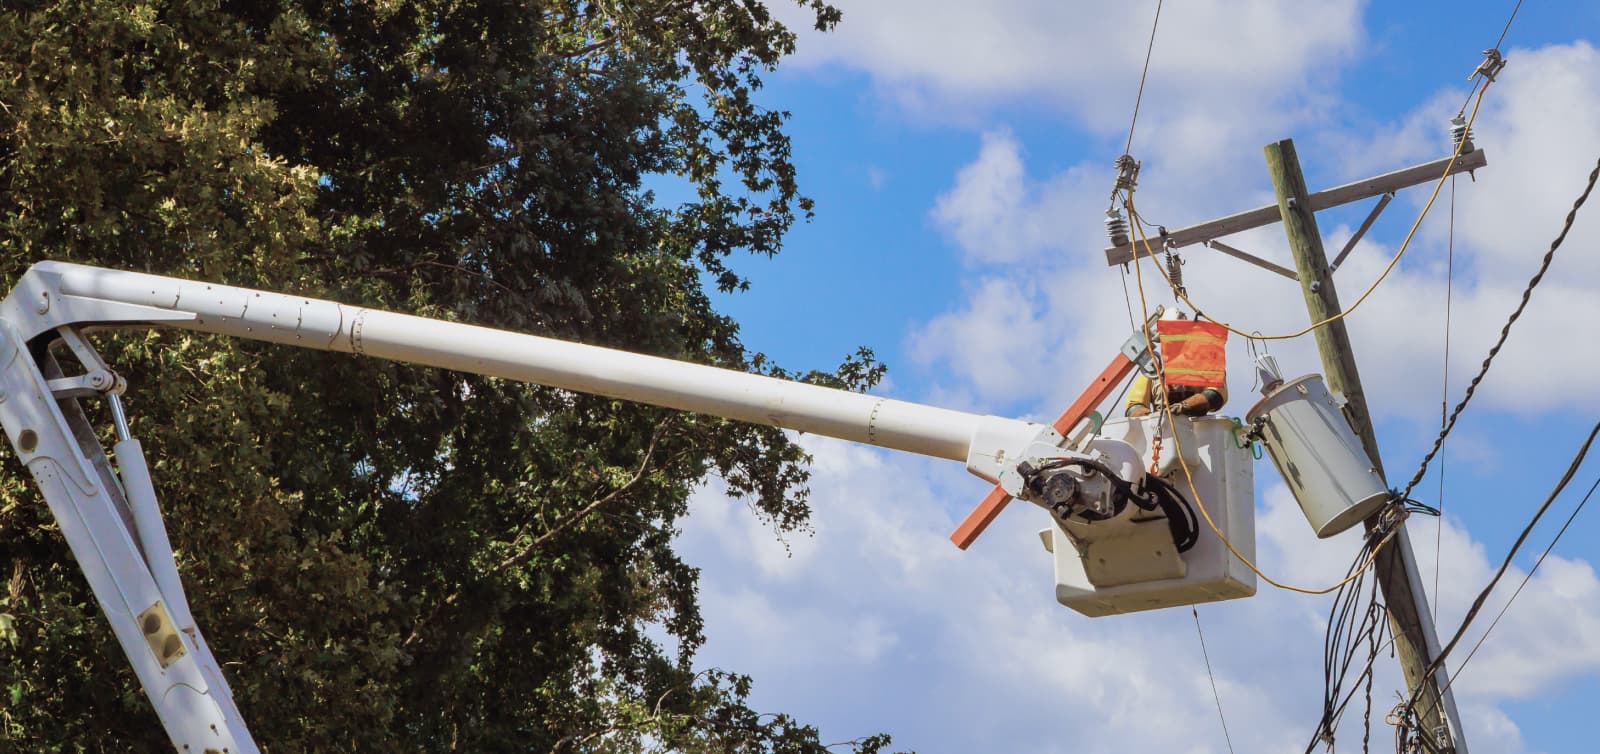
[[1246, 374, 1389, 538]]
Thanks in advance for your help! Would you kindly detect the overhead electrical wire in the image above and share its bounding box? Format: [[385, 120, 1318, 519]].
[[1440, 475, 1600, 695], [1388, 152, 1600, 752], [1434, 175, 1458, 622], [1115, 9, 1533, 747], [1305, 543, 1388, 753], [1109, 18, 1528, 743], [1395, 155, 1600, 504], [1494, 0, 1525, 50], [1400, 418, 1600, 725], [1359, 619, 1379, 754], [1118, 272, 1139, 332], [1454, 0, 1522, 130], [1114, 0, 1166, 337], [1126, 200, 1395, 596], [1122, 82, 1492, 343], [1382, 9, 1541, 745], [1192, 607, 1237, 754], [1120, 0, 1165, 159], [1369, 153, 1600, 747]]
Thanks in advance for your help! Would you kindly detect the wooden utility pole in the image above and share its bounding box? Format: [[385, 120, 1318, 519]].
[[1265, 138, 1466, 753], [1100, 141, 1485, 752]]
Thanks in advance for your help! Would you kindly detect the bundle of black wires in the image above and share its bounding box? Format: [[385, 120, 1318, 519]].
[[1305, 534, 1390, 754]]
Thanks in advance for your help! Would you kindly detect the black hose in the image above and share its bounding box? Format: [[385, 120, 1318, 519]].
[[1027, 458, 1199, 552]]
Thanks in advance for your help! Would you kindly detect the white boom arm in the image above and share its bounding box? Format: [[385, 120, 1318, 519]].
[[0, 262, 1085, 753], [9, 262, 1044, 468]]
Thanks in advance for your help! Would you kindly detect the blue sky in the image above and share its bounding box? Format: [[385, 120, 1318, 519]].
[[675, 2, 1600, 753]]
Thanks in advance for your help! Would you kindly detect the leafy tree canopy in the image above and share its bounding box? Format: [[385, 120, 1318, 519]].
[[0, 0, 901, 751]]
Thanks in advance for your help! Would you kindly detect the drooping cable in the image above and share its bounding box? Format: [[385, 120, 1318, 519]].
[[1124, 197, 1395, 595], [1397, 156, 1600, 503], [1306, 535, 1390, 753], [1441, 475, 1600, 695], [1121, 82, 1492, 342], [1403, 417, 1600, 720], [1360, 617, 1377, 754], [1192, 607, 1237, 754], [1433, 175, 1458, 622]]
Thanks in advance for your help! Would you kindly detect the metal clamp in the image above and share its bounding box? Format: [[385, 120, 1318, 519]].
[[1112, 154, 1141, 194], [45, 326, 125, 399], [1119, 304, 1166, 377], [1469, 48, 1506, 83]]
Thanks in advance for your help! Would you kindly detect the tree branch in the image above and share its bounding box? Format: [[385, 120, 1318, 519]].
[[401, 421, 674, 649], [490, 420, 670, 577], [368, 259, 523, 301]]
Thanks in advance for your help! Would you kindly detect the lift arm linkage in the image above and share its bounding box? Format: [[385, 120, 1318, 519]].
[[0, 261, 1117, 752]]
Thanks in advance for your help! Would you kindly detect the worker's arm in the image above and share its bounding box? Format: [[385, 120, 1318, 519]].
[[1125, 374, 1153, 417], [1172, 385, 1228, 415]]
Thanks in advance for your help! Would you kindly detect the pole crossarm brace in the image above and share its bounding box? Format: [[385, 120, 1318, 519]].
[[1330, 191, 1394, 272], [1104, 149, 1488, 267], [1202, 240, 1296, 281]]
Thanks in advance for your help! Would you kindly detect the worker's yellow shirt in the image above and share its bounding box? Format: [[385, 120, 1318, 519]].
[[1125, 374, 1228, 414]]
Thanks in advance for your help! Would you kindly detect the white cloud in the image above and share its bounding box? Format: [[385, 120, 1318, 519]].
[[1455, 43, 1600, 274], [927, 131, 1109, 265], [679, 5, 1600, 750], [906, 275, 1050, 399], [867, 166, 888, 191], [677, 433, 1600, 753], [913, 42, 1600, 425], [779, 0, 1363, 141], [838, 37, 1600, 754], [682, 437, 1331, 753], [1411, 509, 1600, 704]]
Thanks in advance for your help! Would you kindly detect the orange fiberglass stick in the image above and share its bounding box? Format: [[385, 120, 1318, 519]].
[[948, 315, 1160, 550]]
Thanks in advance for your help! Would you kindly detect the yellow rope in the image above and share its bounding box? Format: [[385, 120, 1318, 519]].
[[1128, 216, 1391, 595], [1126, 82, 1492, 342]]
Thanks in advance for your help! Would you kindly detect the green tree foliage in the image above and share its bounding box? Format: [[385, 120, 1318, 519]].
[[0, 1, 901, 751]]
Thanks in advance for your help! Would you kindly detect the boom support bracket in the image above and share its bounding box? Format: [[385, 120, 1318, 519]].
[[0, 320, 257, 753]]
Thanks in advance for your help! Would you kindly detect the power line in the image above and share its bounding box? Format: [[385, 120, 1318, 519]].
[[1494, 0, 1525, 50], [1192, 607, 1236, 754], [1126, 196, 1399, 596], [1404, 417, 1600, 719], [1397, 156, 1600, 503], [1394, 156, 1600, 736], [1456, 0, 1522, 116], [1111, 0, 1164, 329], [1125, 83, 1493, 342], [1121, 0, 1165, 158], [1433, 175, 1458, 623], [1118, 266, 1138, 332], [1307, 539, 1389, 753], [1360, 621, 1377, 754], [1442, 475, 1600, 695]]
